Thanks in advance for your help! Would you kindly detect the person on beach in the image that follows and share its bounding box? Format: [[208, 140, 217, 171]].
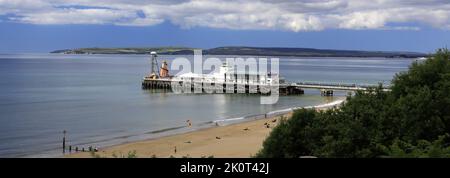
[[186, 120, 192, 127], [174, 146, 177, 154]]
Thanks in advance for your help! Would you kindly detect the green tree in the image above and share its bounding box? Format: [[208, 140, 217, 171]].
[[390, 49, 450, 142], [257, 48, 450, 158]]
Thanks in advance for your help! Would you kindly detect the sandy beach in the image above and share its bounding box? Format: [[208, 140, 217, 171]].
[[66, 99, 345, 158]]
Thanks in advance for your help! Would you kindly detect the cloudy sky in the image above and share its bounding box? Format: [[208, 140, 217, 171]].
[[1, 0, 450, 53]]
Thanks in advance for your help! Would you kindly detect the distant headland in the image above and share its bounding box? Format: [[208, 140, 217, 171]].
[[51, 46, 427, 58]]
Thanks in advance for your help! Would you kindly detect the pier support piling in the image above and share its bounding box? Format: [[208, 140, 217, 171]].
[[321, 89, 334, 96]]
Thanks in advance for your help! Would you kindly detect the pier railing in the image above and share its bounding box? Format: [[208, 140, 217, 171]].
[[293, 81, 391, 91]]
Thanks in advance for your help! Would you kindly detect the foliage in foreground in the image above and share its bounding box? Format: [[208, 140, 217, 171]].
[[256, 49, 450, 158], [90, 150, 137, 158]]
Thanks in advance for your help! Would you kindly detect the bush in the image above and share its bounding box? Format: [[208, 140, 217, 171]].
[[256, 108, 317, 158], [387, 134, 450, 158]]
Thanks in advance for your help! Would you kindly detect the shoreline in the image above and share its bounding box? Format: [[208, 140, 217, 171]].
[[65, 98, 345, 158]]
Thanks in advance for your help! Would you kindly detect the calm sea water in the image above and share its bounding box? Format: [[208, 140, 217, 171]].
[[0, 54, 415, 157]]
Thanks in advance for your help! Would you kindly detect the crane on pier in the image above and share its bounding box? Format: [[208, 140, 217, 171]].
[[149, 51, 160, 79]]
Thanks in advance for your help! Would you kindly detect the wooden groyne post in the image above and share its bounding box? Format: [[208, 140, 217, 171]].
[[62, 130, 66, 154]]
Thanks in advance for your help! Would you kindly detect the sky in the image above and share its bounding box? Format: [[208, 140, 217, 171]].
[[1, 0, 450, 53]]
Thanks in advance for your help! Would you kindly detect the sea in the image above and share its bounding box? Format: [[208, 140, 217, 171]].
[[0, 54, 417, 157]]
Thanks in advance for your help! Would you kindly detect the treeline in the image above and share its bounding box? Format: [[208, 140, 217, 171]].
[[256, 49, 450, 158], [205, 47, 426, 58], [51, 47, 197, 55], [51, 46, 427, 58]]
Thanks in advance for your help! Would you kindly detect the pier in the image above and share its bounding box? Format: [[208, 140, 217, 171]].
[[142, 77, 304, 95], [142, 78, 388, 96], [141, 51, 390, 96]]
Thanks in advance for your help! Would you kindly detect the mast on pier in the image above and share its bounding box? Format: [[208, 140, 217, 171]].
[[149, 51, 159, 79]]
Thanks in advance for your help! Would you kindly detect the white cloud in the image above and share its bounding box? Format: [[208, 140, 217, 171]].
[[16, 8, 139, 25], [0, 0, 449, 31]]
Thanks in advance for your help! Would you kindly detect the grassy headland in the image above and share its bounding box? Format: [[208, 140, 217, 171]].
[[51, 46, 427, 58]]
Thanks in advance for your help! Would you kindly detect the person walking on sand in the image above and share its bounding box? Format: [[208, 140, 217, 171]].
[[186, 120, 192, 127], [174, 146, 177, 154]]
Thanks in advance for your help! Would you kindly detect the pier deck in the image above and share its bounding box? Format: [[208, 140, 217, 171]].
[[142, 78, 304, 95], [142, 78, 389, 96]]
